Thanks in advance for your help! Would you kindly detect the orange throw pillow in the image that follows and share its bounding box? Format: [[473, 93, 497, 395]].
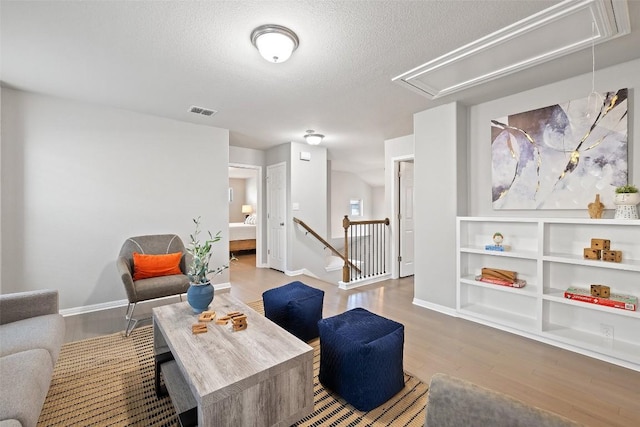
[[132, 252, 182, 280]]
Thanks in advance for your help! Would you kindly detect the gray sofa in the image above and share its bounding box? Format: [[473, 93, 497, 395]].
[[0, 290, 66, 427], [425, 373, 581, 426]]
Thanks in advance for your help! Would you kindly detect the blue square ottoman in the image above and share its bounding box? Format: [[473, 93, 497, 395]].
[[318, 307, 404, 411], [262, 281, 324, 342]]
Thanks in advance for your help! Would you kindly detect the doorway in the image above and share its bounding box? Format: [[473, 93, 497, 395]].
[[228, 164, 262, 268]]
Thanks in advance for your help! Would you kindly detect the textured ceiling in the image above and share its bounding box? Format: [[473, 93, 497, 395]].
[[2, 1, 639, 186]]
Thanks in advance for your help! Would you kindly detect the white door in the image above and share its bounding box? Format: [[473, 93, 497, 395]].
[[399, 161, 414, 277], [267, 163, 286, 272]]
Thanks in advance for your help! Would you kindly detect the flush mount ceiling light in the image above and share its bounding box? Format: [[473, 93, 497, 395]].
[[250, 24, 299, 63], [304, 130, 324, 145]]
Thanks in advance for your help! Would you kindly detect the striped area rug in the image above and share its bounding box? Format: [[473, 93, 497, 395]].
[[38, 301, 427, 426]]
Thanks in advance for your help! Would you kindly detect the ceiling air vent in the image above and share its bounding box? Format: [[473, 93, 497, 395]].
[[189, 105, 218, 117]]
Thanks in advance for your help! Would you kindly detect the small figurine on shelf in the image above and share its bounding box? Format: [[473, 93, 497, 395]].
[[587, 194, 604, 219], [493, 232, 504, 246], [485, 232, 510, 251]]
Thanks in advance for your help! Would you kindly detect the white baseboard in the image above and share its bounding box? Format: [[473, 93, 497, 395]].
[[60, 282, 231, 317], [338, 273, 391, 290], [285, 269, 305, 277], [412, 298, 458, 317]]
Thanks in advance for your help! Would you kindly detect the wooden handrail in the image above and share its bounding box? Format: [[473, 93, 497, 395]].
[[293, 217, 361, 274]]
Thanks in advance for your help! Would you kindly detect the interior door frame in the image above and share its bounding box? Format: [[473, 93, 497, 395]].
[[390, 154, 415, 279], [229, 163, 263, 267]]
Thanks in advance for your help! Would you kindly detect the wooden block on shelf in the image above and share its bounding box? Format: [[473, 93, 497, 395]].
[[590, 238, 610, 250], [481, 268, 517, 283], [191, 323, 208, 334], [583, 248, 601, 260], [590, 285, 610, 298], [602, 250, 622, 263]]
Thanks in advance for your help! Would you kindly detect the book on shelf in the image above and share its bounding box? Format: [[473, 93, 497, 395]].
[[485, 245, 511, 251], [564, 287, 637, 311], [474, 275, 526, 288]]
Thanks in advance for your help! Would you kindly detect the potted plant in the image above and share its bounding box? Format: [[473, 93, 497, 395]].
[[613, 184, 639, 220], [185, 217, 228, 313]]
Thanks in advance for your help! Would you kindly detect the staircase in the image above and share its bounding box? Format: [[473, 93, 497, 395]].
[[293, 216, 390, 289]]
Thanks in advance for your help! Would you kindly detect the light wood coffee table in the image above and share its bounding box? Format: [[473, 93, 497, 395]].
[[153, 293, 314, 427]]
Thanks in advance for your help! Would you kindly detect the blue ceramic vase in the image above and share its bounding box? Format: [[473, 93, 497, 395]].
[[187, 282, 214, 313]]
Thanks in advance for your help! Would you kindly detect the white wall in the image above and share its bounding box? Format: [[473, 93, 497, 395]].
[[469, 58, 640, 217], [413, 103, 467, 309], [329, 170, 374, 238], [372, 186, 385, 220], [290, 142, 328, 273], [0, 88, 230, 310], [228, 178, 247, 223]]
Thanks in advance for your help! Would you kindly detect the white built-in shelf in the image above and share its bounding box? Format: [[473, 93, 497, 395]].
[[457, 217, 640, 371]]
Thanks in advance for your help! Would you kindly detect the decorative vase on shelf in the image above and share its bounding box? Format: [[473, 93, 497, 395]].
[[187, 282, 214, 313], [613, 192, 640, 220]]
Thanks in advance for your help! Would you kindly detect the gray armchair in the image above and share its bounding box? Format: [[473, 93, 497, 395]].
[[425, 373, 580, 426], [117, 234, 190, 336]]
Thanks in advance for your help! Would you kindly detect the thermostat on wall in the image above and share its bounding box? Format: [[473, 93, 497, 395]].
[[300, 151, 311, 161]]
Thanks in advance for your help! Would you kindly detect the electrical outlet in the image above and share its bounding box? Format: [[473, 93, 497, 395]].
[[600, 324, 614, 341]]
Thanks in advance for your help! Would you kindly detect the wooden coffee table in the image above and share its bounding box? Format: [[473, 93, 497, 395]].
[[152, 293, 314, 427]]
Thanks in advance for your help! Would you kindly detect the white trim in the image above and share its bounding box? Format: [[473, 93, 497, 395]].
[[338, 273, 391, 290], [60, 282, 231, 316], [60, 298, 131, 316], [412, 298, 458, 317], [285, 269, 305, 277]]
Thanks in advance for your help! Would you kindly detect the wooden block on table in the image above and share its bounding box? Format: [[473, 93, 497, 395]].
[[198, 311, 216, 322], [590, 239, 610, 250], [583, 248, 601, 260], [481, 268, 517, 283], [215, 316, 230, 325], [232, 315, 248, 331], [602, 250, 622, 263], [227, 311, 245, 318], [192, 323, 208, 334]]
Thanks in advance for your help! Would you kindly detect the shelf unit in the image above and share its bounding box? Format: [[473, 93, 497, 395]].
[[457, 217, 640, 371]]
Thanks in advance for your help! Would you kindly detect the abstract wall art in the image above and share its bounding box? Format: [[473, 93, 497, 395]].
[[491, 88, 628, 209]]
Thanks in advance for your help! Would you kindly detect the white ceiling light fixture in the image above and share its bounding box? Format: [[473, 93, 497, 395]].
[[304, 130, 324, 145], [250, 24, 299, 63]]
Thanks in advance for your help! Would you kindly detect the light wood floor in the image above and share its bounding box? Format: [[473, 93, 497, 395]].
[[65, 254, 639, 426]]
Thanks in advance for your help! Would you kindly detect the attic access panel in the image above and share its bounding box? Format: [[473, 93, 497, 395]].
[[392, 0, 630, 99]]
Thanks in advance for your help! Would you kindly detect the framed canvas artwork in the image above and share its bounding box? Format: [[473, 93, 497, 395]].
[[491, 88, 628, 209]]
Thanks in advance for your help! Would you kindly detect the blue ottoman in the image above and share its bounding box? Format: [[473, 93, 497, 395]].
[[262, 281, 324, 342], [318, 307, 404, 411]]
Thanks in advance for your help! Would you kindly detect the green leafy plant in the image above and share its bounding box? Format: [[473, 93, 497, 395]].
[[615, 184, 638, 194], [186, 217, 228, 284]]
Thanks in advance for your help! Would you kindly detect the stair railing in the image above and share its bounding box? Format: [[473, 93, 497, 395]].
[[342, 216, 390, 283], [293, 217, 361, 274]]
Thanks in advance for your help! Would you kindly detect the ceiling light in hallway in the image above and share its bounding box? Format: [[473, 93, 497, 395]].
[[304, 130, 324, 145]]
